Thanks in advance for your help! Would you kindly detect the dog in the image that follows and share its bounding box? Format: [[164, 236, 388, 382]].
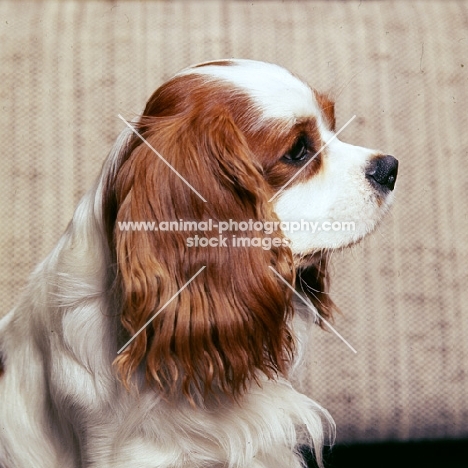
[[0, 59, 397, 467]]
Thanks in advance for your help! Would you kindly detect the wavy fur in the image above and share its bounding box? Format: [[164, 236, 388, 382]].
[[0, 59, 397, 467]]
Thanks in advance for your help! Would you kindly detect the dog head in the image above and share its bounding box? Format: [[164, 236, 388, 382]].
[[102, 59, 397, 403]]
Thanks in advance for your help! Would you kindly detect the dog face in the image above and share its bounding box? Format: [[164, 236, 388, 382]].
[[177, 59, 398, 254]]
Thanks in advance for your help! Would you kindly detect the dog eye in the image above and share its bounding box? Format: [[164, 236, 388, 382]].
[[282, 136, 309, 163]]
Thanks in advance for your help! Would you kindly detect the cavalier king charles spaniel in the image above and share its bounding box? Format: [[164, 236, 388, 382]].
[[0, 59, 397, 467]]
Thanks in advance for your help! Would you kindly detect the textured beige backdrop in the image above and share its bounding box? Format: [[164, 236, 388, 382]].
[[1, 0, 467, 444]]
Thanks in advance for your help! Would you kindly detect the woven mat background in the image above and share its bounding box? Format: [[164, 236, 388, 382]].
[[1, 0, 467, 444]]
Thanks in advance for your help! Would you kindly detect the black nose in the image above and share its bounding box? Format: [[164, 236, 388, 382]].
[[365, 155, 398, 191]]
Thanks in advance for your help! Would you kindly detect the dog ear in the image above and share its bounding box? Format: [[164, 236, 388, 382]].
[[105, 105, 296, 404]]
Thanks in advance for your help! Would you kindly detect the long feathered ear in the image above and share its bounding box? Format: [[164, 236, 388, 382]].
[[103, 104, 296, 404]]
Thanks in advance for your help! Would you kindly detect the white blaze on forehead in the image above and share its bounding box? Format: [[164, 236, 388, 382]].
[[177, 59, 317, 120]]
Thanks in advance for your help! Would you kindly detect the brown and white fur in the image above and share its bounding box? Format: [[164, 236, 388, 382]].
[[0, 59, 397, 467]]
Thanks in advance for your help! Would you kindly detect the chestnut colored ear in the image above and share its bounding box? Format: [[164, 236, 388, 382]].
[[295, 253, 336, 326], [106, 107, 295, 404], [314, 91, 336, 132]]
